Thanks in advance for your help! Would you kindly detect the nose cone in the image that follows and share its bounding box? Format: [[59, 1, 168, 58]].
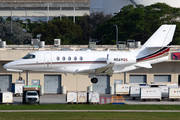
[[3, 63, 11, 69]]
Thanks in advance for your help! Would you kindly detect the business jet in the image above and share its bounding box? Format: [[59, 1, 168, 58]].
[[3, 24, 176, 83]]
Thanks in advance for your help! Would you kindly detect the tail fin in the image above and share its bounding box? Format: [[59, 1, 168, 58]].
[[136, 24, 176, 60]]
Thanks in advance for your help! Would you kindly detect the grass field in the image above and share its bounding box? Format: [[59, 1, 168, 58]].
[[0, 112, 180, 120], [0, 104, 180, 119], [0, 104, 180, 110]]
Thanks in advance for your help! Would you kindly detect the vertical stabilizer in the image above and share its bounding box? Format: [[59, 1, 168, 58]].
[[136, 25, 176, 59]]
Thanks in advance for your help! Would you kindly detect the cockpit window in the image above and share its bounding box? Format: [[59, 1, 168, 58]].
[[22, 54, 35, 59]]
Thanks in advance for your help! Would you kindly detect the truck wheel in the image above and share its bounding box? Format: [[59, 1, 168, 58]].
[[143, 99, 146, 102]]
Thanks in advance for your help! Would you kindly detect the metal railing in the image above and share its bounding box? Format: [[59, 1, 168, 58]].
[[0, 0, 89, 3]]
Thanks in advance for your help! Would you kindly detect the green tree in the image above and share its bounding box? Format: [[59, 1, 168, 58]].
[[77, 11, 112, 44], [92, 3, 180, 45], [32, 19, 83, 45], [0, 21, 32, 44]]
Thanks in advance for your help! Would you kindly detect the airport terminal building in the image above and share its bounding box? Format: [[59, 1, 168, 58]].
[[0, 44, 180, 94]]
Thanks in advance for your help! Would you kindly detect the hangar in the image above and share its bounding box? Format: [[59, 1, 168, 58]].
[[0, 44, 180, 94]]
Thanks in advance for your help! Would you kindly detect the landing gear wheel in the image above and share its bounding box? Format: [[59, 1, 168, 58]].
[[91, 78, 98, 84], [19, 77, 23, 81]]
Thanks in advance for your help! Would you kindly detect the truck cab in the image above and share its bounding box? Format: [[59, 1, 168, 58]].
[[22, 85, 41, 104], [25, 91, 39, 104]]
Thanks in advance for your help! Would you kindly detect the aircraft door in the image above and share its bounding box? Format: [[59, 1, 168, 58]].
[[44, 53, 52, 68]]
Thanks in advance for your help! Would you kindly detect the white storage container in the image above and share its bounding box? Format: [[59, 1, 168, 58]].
[[12, 83, 25, 96], [130, 86, 140, 98], [159, 86, 169, 98], [169, 88, 180, 100], [87, 91, 99, 103], [130, 86, 150, 99], [77, 91, 87, 103], [0, 92, 13, 103], [66, 91, 77, 103], [140, 88, 161, 101], [115, 84, 130, 95]]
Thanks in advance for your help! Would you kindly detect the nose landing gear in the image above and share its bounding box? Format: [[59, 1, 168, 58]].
[[18, 72, 23, 81]]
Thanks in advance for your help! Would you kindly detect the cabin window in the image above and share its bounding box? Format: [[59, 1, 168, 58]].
[[80, 56, 83, 61], [56, 56, 60, 61], [22, 54, 35, 59], [68, 56, 71, 61], [74, 56, 77, 61], [62, 56, 65, 61]]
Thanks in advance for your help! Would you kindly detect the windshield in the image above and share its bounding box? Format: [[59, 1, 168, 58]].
[[22, 54, 35, 59], [27, 92, 38, 96]]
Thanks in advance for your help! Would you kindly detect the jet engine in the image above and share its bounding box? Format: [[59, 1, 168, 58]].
[[91, 77, 98, 84], [107, 54, 136, 65]]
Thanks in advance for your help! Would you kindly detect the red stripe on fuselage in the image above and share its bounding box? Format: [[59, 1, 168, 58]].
[[137, 47, 170, 62]]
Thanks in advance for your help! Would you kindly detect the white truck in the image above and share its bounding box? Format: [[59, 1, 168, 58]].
[[23, 85, 40, 104], [25, 91, 40, 104]]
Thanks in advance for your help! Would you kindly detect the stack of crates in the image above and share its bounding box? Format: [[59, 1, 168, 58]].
[[111, 96, 125, 105]]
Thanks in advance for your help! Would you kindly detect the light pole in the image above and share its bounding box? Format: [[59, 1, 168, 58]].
[[45, 3, 51, 22], [73, 7, 79, 23], [34, 12, 48, 22], [60, 5, 63, 20], [113, 24, 118, 45], [14, 7, 27, 33], [47, 3, 49, 22]]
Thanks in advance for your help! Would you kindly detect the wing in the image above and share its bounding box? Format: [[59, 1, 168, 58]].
[[76, 63, 114, 77]]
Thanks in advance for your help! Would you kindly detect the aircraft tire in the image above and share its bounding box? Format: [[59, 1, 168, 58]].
[[91, 78, 98, 84], [19, 77, 23, 81]]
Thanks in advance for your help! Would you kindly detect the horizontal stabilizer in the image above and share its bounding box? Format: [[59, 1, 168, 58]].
[[134, 63, 152, 69], [7, 69, 23, 72]]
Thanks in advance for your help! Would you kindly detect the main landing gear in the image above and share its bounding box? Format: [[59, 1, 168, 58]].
[[19, 72, 23, 81], [91, 77, 98, 84]]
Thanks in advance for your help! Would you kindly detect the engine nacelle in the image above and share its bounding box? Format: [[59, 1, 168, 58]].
[[107, 54, 136, 65]]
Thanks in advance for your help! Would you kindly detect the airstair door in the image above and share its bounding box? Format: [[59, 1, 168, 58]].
[[44, 53, 52, 68]]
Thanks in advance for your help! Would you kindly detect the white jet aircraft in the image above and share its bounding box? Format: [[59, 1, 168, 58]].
[[3, 24, 176, 83]]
